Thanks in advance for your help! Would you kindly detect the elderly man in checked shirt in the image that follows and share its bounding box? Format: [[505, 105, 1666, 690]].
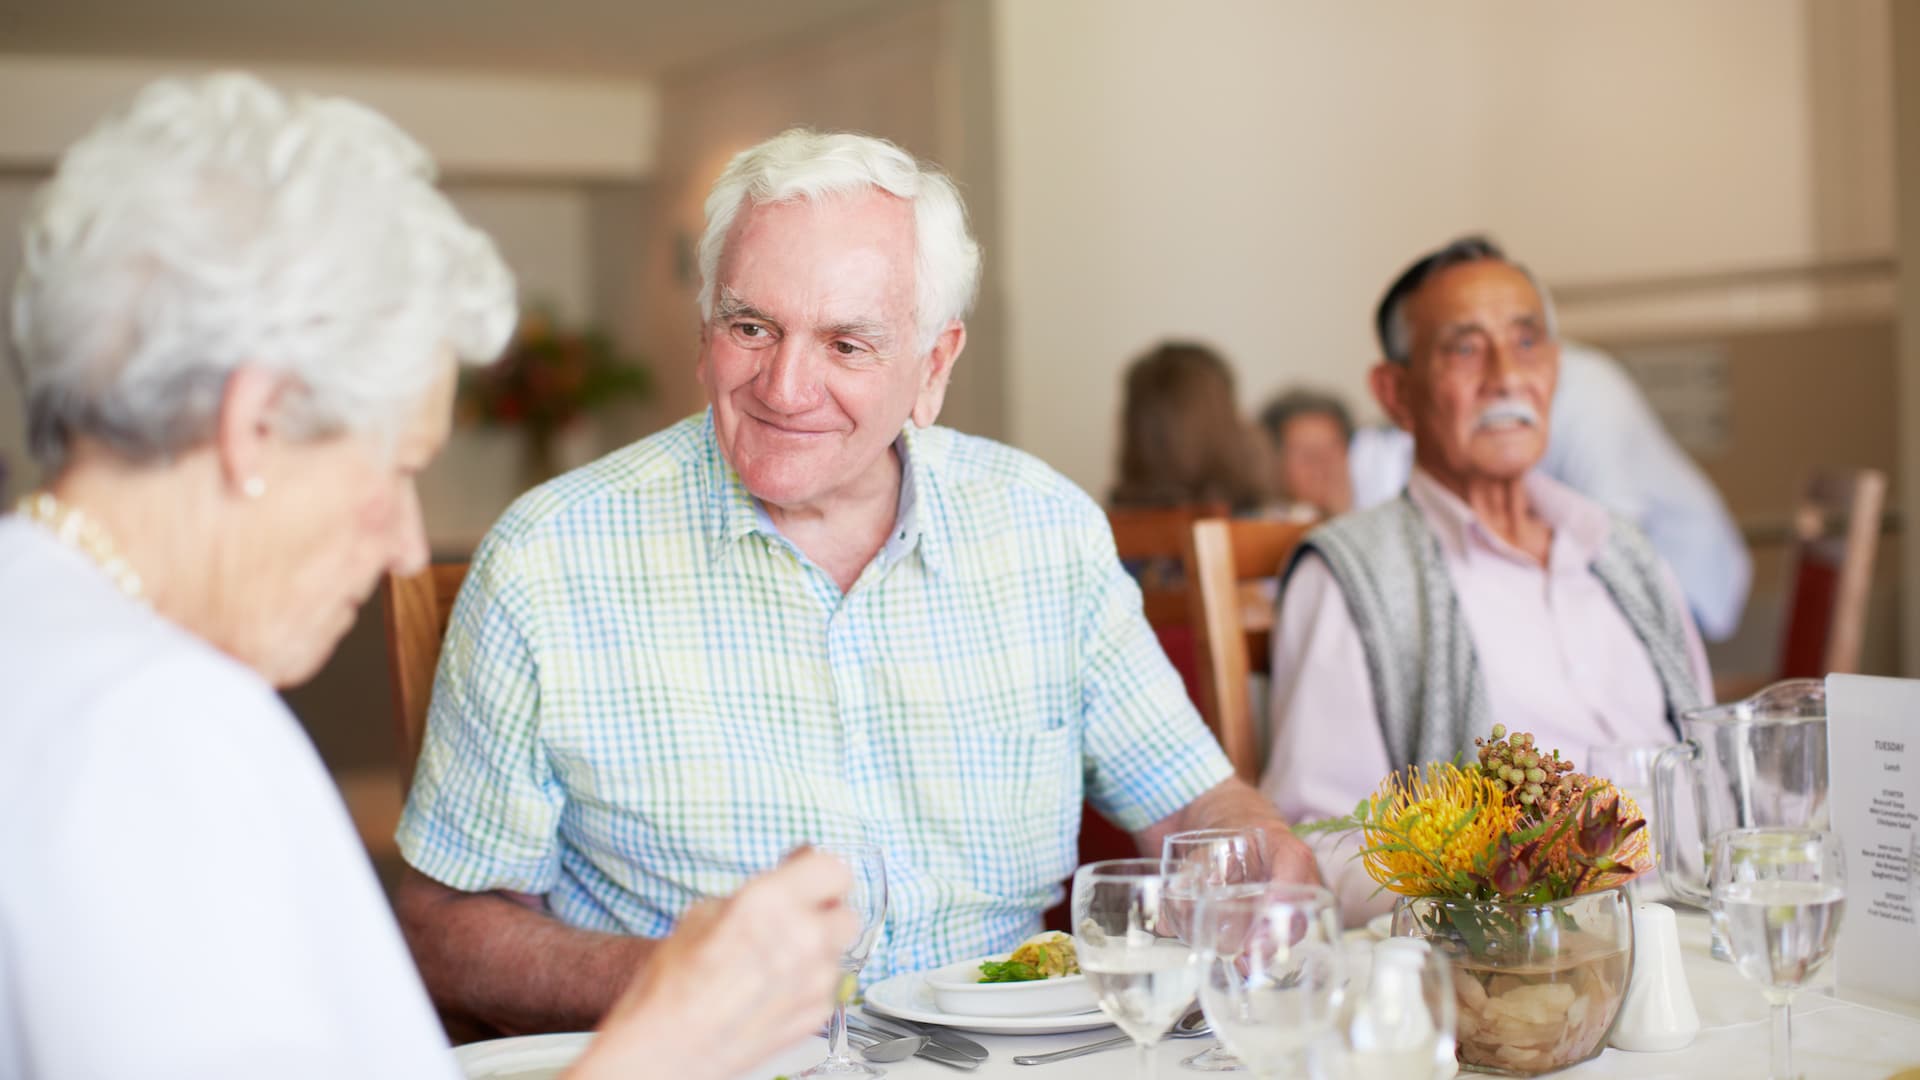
[[393, 128, 1316, 1035]]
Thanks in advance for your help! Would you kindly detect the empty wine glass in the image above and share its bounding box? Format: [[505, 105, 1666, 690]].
[[1072, 858, 1202, 1080], [1163, 828, 1270, 1071], [1192, 882, 1346, 1080], [1333, 938, 1455, 1080], [1585, 742, 1670, 901], [797, 843, 889, 1079], [1709, 828, 1845, 1080]]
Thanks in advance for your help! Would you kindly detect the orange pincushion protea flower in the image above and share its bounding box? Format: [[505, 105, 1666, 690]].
[[1541, 783, 1655, 882], [1361, 764, 1523, 896]]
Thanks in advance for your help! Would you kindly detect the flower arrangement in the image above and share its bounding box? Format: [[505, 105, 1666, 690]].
[[457, 307, 652, 477], [1301, 725, 1654, 902], [1301, 727, 1652, 1076]]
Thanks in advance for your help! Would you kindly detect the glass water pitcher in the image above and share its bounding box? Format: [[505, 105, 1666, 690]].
[[1653, 679, 1830, 909]]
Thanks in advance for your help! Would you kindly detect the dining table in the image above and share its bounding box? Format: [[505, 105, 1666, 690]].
[[454, 907, 1920, 1080]]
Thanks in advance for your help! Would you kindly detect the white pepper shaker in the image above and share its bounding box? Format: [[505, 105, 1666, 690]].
[[1608, 901, 1701, 1053]]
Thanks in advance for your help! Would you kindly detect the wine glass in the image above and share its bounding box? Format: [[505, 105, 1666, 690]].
[[1333, 938, 1455, 1080], [1162, 828, 1269, 1071], [796, 843, 889, 1079], [1072, 858, 1201, 1080], [1709, 828, 1845, 1080], [1585, 743, 1670, 901], [1192, 882, 1345, 1080]]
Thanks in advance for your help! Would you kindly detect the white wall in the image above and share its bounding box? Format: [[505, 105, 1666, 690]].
[[992, 0, 1893, 496]]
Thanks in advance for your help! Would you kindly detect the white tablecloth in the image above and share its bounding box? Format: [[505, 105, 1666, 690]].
[[846, 910, 1920, 1080], [455, 909, 1920, 1079]]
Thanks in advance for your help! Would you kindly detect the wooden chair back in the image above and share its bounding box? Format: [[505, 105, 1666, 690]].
[[1107, 503, 1227, 627], [1184, 518, 1314, 782], [1778, 468, 1885, 677], [380, 562, 470, 792]]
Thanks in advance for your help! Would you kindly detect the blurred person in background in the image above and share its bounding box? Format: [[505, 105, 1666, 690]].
[[1258, 388, 1354, 519], [0, 74, 856, 1079], [1340, 346, 1749, 639], [1258, 236, 1711, 920], [1111, 340, 1270, 515]]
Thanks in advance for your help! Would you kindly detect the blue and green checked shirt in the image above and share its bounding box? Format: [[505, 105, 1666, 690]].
[[396, 412, 1231, 982]]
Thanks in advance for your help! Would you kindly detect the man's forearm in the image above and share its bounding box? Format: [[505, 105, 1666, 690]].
[[1134, 777, 1322, 885], [394, 868, 659, 1035]]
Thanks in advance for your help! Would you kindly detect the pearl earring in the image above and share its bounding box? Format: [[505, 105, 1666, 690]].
[[242, 476, 267, 499]]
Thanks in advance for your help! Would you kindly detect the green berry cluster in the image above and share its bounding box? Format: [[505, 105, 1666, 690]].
[[1472, 724, 1578, 814]]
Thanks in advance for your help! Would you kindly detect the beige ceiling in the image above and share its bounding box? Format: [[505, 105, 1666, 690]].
[[0, 0, 911, 80]]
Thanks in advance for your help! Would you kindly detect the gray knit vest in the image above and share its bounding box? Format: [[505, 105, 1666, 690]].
[[1286, 494, 1703, 770]]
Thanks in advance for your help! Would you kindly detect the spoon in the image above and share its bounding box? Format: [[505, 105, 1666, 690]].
[[847, 1029, 931, 1063], [1013, 1008, 1211, 1066]]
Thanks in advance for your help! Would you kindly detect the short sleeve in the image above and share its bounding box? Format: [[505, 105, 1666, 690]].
[[396, 537, 567, 894], [1076, 512, 1233, 833]]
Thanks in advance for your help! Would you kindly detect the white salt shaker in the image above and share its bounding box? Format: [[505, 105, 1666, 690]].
[[1608, 901, 1700, 1052]]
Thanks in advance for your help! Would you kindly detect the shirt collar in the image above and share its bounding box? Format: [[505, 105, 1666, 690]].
[[1405, 466, 1610, 570], [703, 413, 946, 577]]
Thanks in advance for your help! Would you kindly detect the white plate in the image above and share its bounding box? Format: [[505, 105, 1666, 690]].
[[453, 1032, 827, 1080], [862, 968, 1114, 1035], [1366, 913, 1394, 940], [922, 954, 1097, 1017]]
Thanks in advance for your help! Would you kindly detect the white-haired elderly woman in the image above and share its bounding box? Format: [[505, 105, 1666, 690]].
[[0, 74, 855, 1080]]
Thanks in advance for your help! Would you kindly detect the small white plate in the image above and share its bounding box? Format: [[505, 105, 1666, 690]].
[[1366, 913, 1395, 940], [862, 969, 1114, 1035], [453, 1032, 826, 1080], [922, 954, 1097, 1017]]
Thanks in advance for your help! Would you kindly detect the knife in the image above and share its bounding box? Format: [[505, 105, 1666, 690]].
[[849, 1014, 988, 1065]]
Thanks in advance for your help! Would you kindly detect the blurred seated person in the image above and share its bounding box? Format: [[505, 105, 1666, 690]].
[[1111, 341, 1276, 589], [1111, 340, 1270, 515], [393, 130, 1319, 1035], [1258, 236, 1711, 920], [1258, 388, 1354, 519], [0, 75, 855, 1079], [1341, 344, 1749, 640]]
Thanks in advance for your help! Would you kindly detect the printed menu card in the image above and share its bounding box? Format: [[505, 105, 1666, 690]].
[[1826, 673, 1920, 1014]]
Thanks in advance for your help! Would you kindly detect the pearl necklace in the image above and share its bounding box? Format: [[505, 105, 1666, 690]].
[[13, 491, 148, 605]]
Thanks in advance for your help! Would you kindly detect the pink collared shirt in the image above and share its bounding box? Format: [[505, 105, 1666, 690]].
[[1258, 468, 1711, 922]]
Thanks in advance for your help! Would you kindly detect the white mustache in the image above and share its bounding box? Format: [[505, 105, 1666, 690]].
[[1475, 399, 1540, 430]]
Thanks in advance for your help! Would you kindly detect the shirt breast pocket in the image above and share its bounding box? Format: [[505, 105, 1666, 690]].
[[951, 725, 1083, 901]]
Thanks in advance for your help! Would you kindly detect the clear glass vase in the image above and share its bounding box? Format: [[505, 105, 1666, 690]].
[[1392, 888, 1632, 1076]]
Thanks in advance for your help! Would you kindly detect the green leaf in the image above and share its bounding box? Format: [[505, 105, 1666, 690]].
[[978, 961, 1045, 983]]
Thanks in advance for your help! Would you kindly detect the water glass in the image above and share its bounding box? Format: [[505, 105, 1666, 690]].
[[1709, 828, 1845, 1080], [797, 843, 889, 1079], [1192, 882, 1345, 1080], [1072, 858, 1201, 1080], [1163, 828, 1271, 1072]]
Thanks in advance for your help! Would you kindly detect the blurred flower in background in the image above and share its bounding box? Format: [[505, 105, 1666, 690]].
[[457, 306, 652, 478]]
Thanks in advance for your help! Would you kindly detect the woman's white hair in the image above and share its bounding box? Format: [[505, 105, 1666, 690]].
[[9, 72, 516, 470], [696, 128, 981, 355]]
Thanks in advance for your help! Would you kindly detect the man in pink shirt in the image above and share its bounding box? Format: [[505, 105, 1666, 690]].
[[1258, 236, 1712, 921]]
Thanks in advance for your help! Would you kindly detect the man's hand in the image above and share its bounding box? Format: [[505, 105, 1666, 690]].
[[1135, 776, 1323, 887], [567, 849, 860, 1080]]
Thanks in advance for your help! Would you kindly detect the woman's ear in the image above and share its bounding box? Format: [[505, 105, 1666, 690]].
[[213, 365, 284, 498]]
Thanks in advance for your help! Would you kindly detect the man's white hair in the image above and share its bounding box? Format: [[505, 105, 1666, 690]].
[[696, 128, 981, 355], [9, 72, 516, 470]]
